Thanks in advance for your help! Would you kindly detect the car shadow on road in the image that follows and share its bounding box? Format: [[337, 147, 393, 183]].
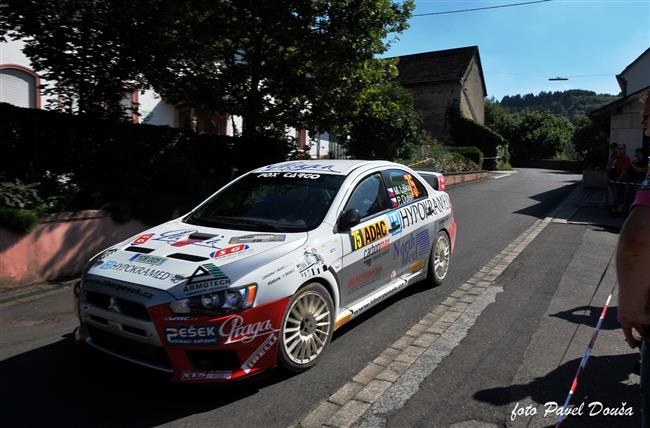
[[473, 353, 640, 427], [0, 333, 297, 427], [549, 305, 620, 330]]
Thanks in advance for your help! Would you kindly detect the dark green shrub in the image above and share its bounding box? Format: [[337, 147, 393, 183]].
[[446, 147, 484, 169], [448, 107, 506, 170], [0, 208, 39, 234]]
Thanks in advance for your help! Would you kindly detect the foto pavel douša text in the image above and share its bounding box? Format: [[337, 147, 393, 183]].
[[510, 401, 634, 421]]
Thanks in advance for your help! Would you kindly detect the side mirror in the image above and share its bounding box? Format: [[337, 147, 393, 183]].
[[338, 208, 361, 231]]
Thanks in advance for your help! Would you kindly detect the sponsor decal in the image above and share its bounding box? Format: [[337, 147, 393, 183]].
[[153, 229, 224, 248], [129, 253, 166, 266], [409, 260, 425, 271], [297, 248, 325, 278], [404, 174, 421, 198], [262, 265, 295, 285], [259, 162, 341, 173], [165, 325, 219, 345], [398, 195, 451, 228], [387, 211, 402, 235], [229, 234, 286, 244], [257, 172, 321, 179], [91, 278, 154, 299], [353, 281, 408, 315], [348, 265, 383, 289], [170, 274, 186, 284], [219, 315, 276, 344], [362, 238, 390, 266], [350, 219, 389, 251], [164, 315, 197, 321], [98, 260, 173, 281], [392, 228, 430, 266], [241, 333, 278, 373], [132, 233, 154, 245], [181, 371, 232, 381], [183, 264, 231, 295], [210, 244, 250, 259]]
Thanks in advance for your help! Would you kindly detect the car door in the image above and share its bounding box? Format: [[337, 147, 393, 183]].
[[381, 169, 432, 280], [336, 171, 399, 307]]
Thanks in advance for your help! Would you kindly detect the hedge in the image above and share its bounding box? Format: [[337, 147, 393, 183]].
[[446, 147, 484, 170], [448, 107, 506, 170], [0, 103, 291, 226]]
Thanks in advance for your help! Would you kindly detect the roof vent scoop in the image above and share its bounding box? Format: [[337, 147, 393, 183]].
[[188, 233, 217, 240], [124, 246, 155, 254], [167, 253, 209, 262]]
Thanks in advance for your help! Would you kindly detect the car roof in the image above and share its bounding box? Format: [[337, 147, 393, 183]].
[[252, 159, 402, 176]]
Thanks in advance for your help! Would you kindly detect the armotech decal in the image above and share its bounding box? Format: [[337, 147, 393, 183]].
[[183, 264, 231, 296], [350, 219, 389, 251]]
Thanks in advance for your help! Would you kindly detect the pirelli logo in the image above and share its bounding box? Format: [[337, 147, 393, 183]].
[[350, 219, 389, 251]]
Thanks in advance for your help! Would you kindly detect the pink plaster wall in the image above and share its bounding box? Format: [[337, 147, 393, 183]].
[[0, 210, 148, 289]]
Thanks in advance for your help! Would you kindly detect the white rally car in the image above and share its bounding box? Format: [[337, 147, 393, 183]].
[[74, 160, 456, 382]]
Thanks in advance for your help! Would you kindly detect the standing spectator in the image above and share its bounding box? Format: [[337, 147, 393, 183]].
[[632, 148, 649, 182], [609, 142, 620, 179], [617, 90, 650, 427]]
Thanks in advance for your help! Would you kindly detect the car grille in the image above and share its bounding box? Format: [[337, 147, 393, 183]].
[[87, 325, 172, 372], [84, 290, 151, 321]]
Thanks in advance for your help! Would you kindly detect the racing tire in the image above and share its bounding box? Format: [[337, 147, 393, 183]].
[[428, 230, 451, 286], [278, 283, 334, 373]]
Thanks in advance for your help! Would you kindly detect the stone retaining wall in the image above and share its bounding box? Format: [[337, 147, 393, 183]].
[[0, 210, 147, 289]]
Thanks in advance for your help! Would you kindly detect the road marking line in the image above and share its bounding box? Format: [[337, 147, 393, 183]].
[[297, 217, 553, 428]]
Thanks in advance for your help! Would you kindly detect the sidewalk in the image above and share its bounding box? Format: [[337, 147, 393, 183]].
[[298, 183, 635, 428]]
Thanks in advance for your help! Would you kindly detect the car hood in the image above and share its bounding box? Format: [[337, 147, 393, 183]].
[[85, 220, 308, 299]]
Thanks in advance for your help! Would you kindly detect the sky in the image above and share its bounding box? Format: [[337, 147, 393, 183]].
[[382, 0, 650, 100]]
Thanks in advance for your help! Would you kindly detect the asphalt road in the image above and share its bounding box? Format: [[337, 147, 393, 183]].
[[0, 168, 581, 427]]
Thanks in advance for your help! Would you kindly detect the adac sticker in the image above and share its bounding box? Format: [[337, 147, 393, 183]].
[[349, 219, 389, 251]]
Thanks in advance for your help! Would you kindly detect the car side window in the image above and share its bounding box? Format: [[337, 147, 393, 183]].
[[383, 169, 428, 208], [344, 173, 390, 219]]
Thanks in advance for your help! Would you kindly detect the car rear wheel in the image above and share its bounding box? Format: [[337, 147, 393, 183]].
[[429, 230, 451, 286], [278, 283, 334, 373]]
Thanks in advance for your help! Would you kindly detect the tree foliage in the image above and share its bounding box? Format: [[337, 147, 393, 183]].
[[496, 90, 618, 124], [343, 81, 421, 160], [504, 111, 574, 162], [2, 0, 414, 136], [571, 116, 609, 167], [1, 0, 156, 120]]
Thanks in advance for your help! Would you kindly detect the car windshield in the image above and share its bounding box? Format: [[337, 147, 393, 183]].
[[184, 172, 346, 232]]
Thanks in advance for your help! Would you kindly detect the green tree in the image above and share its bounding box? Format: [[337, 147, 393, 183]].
[[508, 110, 574, 162], [142, 0, 414, 140], [571, 116, 609, 167], [343, 81, 421, 160], [1, 0, 160, 120]]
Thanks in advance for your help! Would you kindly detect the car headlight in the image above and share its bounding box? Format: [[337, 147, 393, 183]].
[[170, 284, 258, 315]]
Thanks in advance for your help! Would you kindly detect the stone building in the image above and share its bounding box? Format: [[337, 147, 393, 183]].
[[396, 46, 487, 143]]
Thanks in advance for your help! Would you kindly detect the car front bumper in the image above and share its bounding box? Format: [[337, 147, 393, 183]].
[[77, 292, 290, 383]]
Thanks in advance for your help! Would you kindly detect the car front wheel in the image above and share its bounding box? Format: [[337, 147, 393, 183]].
[[278, 283, 334, 373]]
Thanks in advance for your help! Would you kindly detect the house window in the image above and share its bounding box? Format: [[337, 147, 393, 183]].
[[0, 65, 40, 109]]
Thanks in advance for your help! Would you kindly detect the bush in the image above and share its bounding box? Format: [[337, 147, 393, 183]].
[[0, 103, 292, 228], [0, 207, 40, 234], [448, 107, 506, 168], [446, 147, 484, 169], [405, 137, 479, 172]]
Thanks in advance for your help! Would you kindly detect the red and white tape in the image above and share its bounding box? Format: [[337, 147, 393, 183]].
[[555, 283, 617, 427]]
